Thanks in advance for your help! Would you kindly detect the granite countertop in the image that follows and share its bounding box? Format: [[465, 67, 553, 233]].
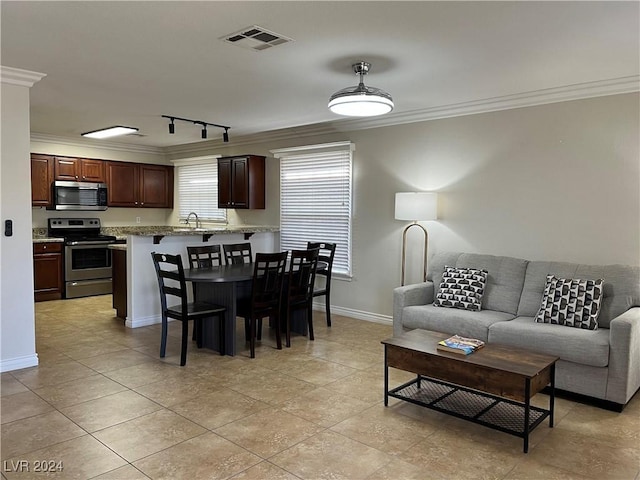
[[105, 225, 280, 237], [33, 225, 279, 242], [32, 228, 57, 243], [33, 236, 65, 243]]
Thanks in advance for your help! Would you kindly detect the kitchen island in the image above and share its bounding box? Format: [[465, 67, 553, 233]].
[[115, 225, 279, 335]]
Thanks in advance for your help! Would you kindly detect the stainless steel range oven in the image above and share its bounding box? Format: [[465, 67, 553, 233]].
[[48, 218, 117, 298]]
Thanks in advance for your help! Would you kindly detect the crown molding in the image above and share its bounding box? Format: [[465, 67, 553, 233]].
[[0, 66, 46, 87], [30, 133, 165, 156], [163, 123, 342, 157], [31, 76, 639, 159], [330, 75, 640, 132], [166, 76, 639, 157]]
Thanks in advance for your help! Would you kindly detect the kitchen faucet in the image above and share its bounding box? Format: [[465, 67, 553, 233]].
[[185, 212, 201, 228]]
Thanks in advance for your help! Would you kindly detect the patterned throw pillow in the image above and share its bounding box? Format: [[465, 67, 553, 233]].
[[534, 275, 603, 330], [433, 266, 488, 311]]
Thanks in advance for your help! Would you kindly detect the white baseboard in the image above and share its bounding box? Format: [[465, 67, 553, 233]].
[[0, 353, 39, 373], [313, 302, 392, 325], [126, 314, 163, 328], [127, 307, 389, 328]]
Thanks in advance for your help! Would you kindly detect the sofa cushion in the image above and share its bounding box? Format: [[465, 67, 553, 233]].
[[518, 262, 640, 328], [455, 253, 528, 315], [429, 252, 464, 290], [535, 275, 603, 330], [433, 266, 488, 311], [402, 304, 514, 342], [489, 316, 610, 367]]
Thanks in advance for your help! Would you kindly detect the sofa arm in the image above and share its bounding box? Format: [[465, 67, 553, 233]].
[[392, 281, 434, 337], [607, 307, 640, 405]]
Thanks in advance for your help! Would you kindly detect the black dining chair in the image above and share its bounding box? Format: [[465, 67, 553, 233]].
[[187, 245, 223, 341], [235, 251, 288, 358], [307, 242, 337, 326], [151, 252, 226, 366], [187, 244, 223, 269], [223, 242, 253, 265], [286, 248, 320, 347]]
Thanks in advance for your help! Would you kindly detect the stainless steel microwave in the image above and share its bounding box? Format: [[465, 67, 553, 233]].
[[52, 181, 108, 210]]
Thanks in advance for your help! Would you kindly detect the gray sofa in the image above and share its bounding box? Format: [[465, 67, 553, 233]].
[[393, 252, 640, 409]]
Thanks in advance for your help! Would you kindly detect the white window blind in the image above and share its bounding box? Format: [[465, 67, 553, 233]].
[[175, 157, 227, 222], [273, 142, 353, 277]]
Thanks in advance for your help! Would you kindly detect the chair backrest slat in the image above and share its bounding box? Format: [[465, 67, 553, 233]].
[[289, 248, 319, 304], [307, 242, 336, 277], [187, 245, 222, 269], [223, 243, 253, 265], [251, 251, 288, 311], [151, 252, 189, 314]]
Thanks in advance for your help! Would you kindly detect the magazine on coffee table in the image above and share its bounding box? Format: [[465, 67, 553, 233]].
[[437, 335, 485, 355]]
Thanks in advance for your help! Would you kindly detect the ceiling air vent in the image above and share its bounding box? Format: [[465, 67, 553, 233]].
[[221, 26, 293, 51]]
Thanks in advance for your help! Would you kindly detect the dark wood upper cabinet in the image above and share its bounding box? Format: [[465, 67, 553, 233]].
[[54, 156, 105, 182], [218, 155, 265, 209], [107, 161, 139, 206], [106, 161, 173, 208], [139, 164, 174, 208], [31, 154, 54, 207], [31, 153, 173, 209], [80, 158, 106, 182]]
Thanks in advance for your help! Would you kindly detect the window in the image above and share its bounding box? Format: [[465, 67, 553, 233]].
[[273, 142, 353, 277], [174, 156, 227, 222]]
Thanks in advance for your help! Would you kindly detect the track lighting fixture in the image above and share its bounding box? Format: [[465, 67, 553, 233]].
[[161, 115, 231, 142]]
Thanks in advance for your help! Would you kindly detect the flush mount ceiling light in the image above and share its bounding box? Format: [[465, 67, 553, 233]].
[[328, 61, 394, 117], [81, 126, 138, 139]]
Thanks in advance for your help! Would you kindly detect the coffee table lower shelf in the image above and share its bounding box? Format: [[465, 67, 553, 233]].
[[389, 376, 550, 443]]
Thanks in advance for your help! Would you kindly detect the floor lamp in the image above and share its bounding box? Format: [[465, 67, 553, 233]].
[[395, 192, 438, 286]]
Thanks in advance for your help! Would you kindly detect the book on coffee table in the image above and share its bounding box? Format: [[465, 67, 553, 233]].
[[437, 335, 485, 355]]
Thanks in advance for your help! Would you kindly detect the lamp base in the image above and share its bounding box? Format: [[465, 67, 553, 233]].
[[401, 222, 429, 286]]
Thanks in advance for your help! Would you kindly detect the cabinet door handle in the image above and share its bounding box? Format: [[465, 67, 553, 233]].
[[59, 160, 74, 165], [75, 175, 79, 179], [141, 202, 144, 206]]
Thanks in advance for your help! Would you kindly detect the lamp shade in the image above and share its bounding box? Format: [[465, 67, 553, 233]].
[[395, 192, 438, 221]]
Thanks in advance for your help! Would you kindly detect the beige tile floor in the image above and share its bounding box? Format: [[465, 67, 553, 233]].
[[2, 295, 639, 479]]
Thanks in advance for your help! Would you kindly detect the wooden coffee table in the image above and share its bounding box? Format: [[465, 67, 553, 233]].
[[382, 329, 559, 453]]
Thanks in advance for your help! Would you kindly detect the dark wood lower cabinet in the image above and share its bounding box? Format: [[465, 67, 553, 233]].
[[33, 242, 63, 302], [112, 247, 127, 319]]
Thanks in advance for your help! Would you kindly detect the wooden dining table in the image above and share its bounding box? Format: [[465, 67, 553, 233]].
[[185, 261, 326, 356]]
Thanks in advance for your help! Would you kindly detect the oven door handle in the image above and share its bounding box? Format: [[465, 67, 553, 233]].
[[67, 241, 114, 246]]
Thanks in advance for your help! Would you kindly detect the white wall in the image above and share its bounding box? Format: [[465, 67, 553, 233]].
[[1, 69, 44, 372], [168, 93, 640, 320]]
